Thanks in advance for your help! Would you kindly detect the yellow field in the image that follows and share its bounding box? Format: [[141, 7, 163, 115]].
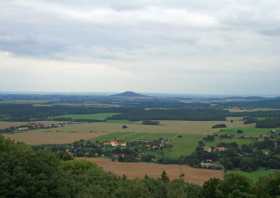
[[80, 157, 224, 185], [0, 121, 27, 129], [3, 119, 253, 145], [4, 131, 105, 145]]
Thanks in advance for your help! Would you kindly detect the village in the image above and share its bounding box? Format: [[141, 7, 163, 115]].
[[0, 121, 70, 133], [37, 137, 173, 163], [185, 129, 280, 171]]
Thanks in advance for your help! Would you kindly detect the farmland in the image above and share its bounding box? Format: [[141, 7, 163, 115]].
[[0, 121, 27, 129], [3, 118, 252, 146], [79, 157, 224, 185], [4, 131, 105, 145]]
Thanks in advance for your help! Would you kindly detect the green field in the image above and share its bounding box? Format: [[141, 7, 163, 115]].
[[52, 113, 120, 121], [96, 132, 202, 160], [227, 170, 278, 183]]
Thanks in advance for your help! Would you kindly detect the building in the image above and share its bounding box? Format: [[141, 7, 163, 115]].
[[104, 140, 127, 147]]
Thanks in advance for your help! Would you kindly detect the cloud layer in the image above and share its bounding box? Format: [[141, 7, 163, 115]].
[[0, 0, 279, 95]]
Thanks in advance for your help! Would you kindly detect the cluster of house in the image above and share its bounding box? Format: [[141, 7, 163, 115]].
[[103, 139, 127, 147], [200, 160, 223, 170], [1, 122, 67, 133], [204, 146, 227, 153], [102, 138, 170, 150]]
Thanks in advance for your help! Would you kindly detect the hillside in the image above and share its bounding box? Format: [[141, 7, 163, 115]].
[[111, 91, 149, 98]]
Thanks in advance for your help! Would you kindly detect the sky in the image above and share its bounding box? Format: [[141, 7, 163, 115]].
[[0, 0, 279, 96]]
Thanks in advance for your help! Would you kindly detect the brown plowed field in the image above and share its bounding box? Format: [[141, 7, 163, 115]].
[[80, 157, 224, 185]]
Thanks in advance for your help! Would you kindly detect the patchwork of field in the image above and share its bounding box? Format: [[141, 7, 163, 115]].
[[2, 119, 254, 145], [4, 131, 105, 145], [80, 157, 224, 185], [31, 119, 251, 134]]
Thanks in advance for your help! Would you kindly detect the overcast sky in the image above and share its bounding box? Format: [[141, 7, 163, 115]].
[[0, 0, 279, 95]]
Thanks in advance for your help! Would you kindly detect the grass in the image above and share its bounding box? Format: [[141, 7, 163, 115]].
[[96, 132, 202, 160], [52, 113, 120, 121], [227, 169, 278, 183], [164, 134, 202, 159]]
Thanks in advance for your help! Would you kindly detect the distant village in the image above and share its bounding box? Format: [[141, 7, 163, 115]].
[[0, 122, 73, 133]]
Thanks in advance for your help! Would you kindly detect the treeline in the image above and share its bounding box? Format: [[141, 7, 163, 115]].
[[222, 97, 280, 109], [0, 103, 229, 122], [1, 136, 280, 198], [233, 110, 280, 119], [256, 119, 280, 128], [1, 101, 280, 123], [111, 108, 228, 121], [0, 104, 119, 121]]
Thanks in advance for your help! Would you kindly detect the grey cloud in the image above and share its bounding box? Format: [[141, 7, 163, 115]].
[[0, 0, 279, 95]]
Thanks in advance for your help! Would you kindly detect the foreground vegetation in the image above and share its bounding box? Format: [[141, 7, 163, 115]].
[[2, 136, 280, 198]]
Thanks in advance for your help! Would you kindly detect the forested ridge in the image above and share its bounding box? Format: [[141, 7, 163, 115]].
[[1, 136, 280, 198]]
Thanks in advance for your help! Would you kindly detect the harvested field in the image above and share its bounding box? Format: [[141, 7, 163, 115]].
[[80, 157, 224, 185], [4, 131, 105, 145], [0, 121, 27, 129]]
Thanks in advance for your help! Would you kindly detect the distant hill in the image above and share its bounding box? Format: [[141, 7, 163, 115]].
[[111, 91, 148, 98]]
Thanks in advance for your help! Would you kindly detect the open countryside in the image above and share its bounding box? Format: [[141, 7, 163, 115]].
[[2, 0, 280, 196]]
